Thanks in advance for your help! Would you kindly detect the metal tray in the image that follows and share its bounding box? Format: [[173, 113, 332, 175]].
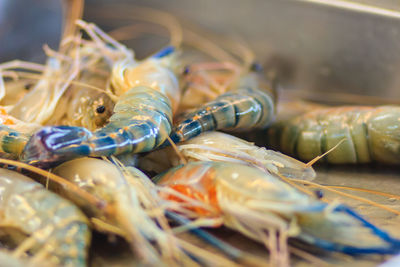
[[1, 0, 400, 265]]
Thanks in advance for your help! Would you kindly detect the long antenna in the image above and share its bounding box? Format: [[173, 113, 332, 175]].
[[61, 0, 84, 48]]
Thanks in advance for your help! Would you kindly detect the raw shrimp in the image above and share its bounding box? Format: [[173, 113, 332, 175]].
[[141, 131, 315, 181], [0, 249, 53, 267], [110, 45, 181, 113], [178, 62, 241, 112], [1, 19, 130, 129], [154, 161, 400, 266], [0, 168, 90, 267], [23, 85, 172, 168], [53, 157, 236, 266], [169, 68, 275, 145], [43, 20, 132, 129], [0, 107, 40, 157], [268, 105, 400, 164], [21, 21, 181, 168], [53, 157, 186, 265], [4, 52, 79, 125], [46, 51, 115, 131], [73, 21, 180, 113], [0, 77, 34, 107], [49, 86, 114, 131]]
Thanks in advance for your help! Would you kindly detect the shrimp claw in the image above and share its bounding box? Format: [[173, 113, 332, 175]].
[[21, 126, 93, 166], [169, 71, 275, 144]]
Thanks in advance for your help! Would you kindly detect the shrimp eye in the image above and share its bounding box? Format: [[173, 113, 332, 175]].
[[250, 62, 263, 72], [24, 83, 33, 90], [183, 65, 190, 75], [314, 189, 324, 199], [96, 105, 106, 114]]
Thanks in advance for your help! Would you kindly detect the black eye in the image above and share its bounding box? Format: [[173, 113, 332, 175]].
[[24, 83, 33, 90], [314, 189, 323, 199], [96, 105, 106, 114], [183, 65, 190, 75], [250, 62, 263, 72]]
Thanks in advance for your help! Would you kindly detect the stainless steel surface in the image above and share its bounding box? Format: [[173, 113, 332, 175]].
[[83, 2, 400, 265], [1, 1, 400, 265], [0, 0, 62, 62], [86, 0, 400, 100]]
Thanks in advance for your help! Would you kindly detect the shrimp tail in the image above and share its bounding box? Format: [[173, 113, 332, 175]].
[[297, 203, 400, 254]]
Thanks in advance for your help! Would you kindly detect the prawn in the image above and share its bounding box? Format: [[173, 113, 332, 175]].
[[21, 21, 181, 168], [53, 157, 187, 265], [0, 249, 52, 267], [72, 20, 180, 113], [2, 48, 80, 125], [1, 18, 130, 130], [0, 107, 40, 158], [110, 45, 181, 114], [22, 84, 173, 168], [140, 131, 315, 181], [52, 157, 239, 266], [154, 161, 400, 266], [168, 67, 275, 145], [267, 105, 400, 164], [45, 44, 116, 131], [40, 20, 132, 129], [0, 168, 90, 267]]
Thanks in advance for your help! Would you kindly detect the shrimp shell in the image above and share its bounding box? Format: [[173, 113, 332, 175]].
[[140, 131, 315, 181], [111, 53, 180, 114], [0, 168, 90, 267], [169, 71, 275, 145], [269, 105, 400, 164], [53, 157, 220, 266], [22, 86, 172, 168], [155, 162, 400, 266], [0, 107, 40, 157]]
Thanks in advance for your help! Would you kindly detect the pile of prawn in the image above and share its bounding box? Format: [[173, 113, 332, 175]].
[[0, 2, 399, 266]]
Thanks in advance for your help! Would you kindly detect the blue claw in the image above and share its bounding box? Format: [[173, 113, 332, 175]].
[[21, 126, 92, 168]]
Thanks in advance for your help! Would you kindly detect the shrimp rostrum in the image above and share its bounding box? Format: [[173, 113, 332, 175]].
[[268, 105, 400, 164], [155, 161, 400, 266], [0, 168, 90, 267]]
